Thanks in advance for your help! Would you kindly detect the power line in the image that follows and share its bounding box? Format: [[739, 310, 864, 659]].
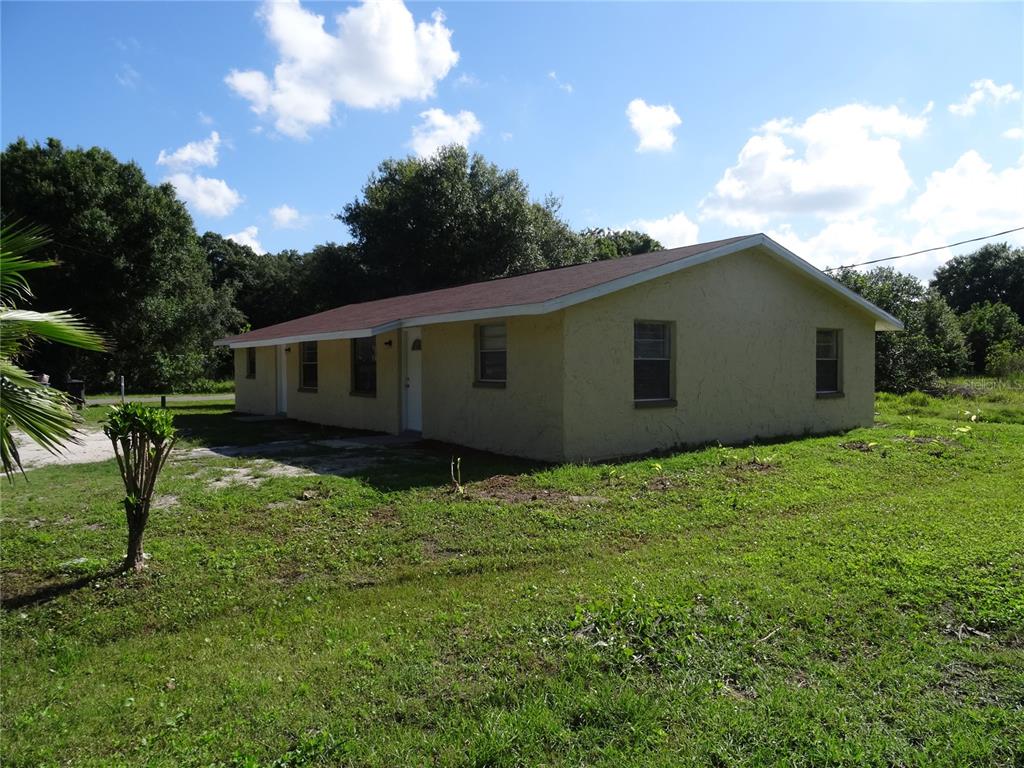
[[822, 226, 1024, 272]]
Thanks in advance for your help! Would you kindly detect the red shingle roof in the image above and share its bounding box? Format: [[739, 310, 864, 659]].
[[218, 235, 756, 346]]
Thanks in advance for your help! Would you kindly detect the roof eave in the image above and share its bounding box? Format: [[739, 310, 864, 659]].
[[215, 233, 904, 347]]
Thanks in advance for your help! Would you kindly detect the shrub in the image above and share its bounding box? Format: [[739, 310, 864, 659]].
[[833, 268, 969, 392], [986, 340, 1024, 379], [959, 302, 1024, 374], [104, 403, 177, 572]]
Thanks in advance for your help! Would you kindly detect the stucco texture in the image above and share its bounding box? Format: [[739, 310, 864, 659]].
[[283, 334, 402, 434], [560, 245, 876, 461], [421, 314, 565, 461], [231, 245, 880, 463], [234, 346, 277, 415]]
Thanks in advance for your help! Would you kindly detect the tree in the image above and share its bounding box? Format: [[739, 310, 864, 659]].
[[834, 266, 968, 392], [293, 242, 369, 315], [1, 138, 234, 390], [201, 232, 302, 331], [104, 403, 177, 572], [581, 228, 663, 261], [338, 145, 587, 298], [931, 242, 1024, 322], [1, 221, 105, 477], [958, 302, 1024, 374]]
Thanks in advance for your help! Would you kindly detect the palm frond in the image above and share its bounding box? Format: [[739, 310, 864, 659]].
[[0, 361, 81, 478], [0, 221, 54, 305], [0, 309, 106, 351], [0, 218, 103, 479]]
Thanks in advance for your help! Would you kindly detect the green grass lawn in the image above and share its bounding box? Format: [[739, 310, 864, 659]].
[[2, 384, 1023, 766]]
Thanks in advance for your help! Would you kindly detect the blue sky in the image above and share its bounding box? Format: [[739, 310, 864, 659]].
[[3, 1, 1022, 279]]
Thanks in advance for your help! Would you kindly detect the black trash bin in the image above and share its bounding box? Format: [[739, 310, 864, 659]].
[[62, 379, 86, 409]]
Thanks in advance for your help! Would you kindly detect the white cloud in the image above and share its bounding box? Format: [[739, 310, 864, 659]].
[[909, 150, 1024, 240], [701, 103, 927, 228], [768, 219, 917, 272], [270, 203, 303, 228], [198, 111, 215, 126], [157, 131, 222, 170], [167, 173, 243, 218], [226, 226, 266, 254], [500, 131, 513, 142], [116, 64, 141, 89], [631, 210, 699, 248], [455, 72, 479, 88], [948, 79, 1021, 117], [626, 98, 682, 153], [225, 0, 459, 139], [1003, 127, 1024, 140], [409, 108, 482, 158], [548, 71, 573, 94], [764, 151, 1024, 279]]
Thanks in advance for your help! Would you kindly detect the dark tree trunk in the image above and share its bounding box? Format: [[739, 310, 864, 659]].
[[124, 502, 148, 572]]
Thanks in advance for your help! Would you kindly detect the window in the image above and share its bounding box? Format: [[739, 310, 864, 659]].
[[245, 347, 256, 379], [351, 337, 377, 396], [634, 322, 672, 401], [816, 329, 841, 394], [476, 323, 507, 384], [299, 341, 318, 391]]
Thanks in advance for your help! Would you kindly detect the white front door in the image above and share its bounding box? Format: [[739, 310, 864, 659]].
[[403, 329, 423, 432], [276, 344, 288, 415]]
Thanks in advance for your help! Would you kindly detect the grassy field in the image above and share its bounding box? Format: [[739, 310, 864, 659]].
[[2, 383, 1022, 766]]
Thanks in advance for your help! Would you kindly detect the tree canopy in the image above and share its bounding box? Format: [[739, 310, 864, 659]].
[[931, 242, 1024, 322], [338, 145, 588, 297], [834, 266, 968, 392], [581, 228, 663, 260], [1, 138, 236, 389], [958, 301, 1024, 374]]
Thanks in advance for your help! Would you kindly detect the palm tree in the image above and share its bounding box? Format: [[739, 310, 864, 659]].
[[1, 221, 105, 477]]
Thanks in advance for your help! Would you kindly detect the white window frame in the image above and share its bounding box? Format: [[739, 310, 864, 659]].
[[476, 323, 507, 385], [633, 320, 674, 403], [299, 341, 318, 391], [816, 329, 841, 395]]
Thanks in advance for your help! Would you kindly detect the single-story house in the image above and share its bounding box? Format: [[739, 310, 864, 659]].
[[216, 233, 902, 462]]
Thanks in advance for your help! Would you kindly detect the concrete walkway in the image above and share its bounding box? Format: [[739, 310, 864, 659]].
[[13, 429, 114, 471]]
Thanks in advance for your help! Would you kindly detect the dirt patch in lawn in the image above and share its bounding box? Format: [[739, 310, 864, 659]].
[[368, 506, 399, 526], [200, 454, 383, 490], [421, 538, 465, 562], [724, 460, 780, 482], [646, 475, 682, 492], [462, 475, 571, 504]]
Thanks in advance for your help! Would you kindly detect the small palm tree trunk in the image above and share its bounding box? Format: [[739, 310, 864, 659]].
[[124, 501, 149, 572]]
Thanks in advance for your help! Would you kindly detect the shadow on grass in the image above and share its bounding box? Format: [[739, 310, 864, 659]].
[[173, 409, 376, 448], [1, 565, 123, 611], [355, 439, 546, 493]]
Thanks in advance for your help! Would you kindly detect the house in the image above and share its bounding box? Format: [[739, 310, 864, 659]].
[[216, 234, 902, 462]]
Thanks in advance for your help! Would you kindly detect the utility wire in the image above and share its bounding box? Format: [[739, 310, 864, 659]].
[[822, 226, 1024, 272]]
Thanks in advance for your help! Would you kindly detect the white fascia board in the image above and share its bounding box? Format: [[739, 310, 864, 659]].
[[217, 321, 401, 349], [218, 234, 902, 347]]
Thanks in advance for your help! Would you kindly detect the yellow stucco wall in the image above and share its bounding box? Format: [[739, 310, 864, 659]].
[[234, 346, 277, 415], [560, 245, 876, 461], [421, 313, 565, 461], [284, 333, 401, 434]]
